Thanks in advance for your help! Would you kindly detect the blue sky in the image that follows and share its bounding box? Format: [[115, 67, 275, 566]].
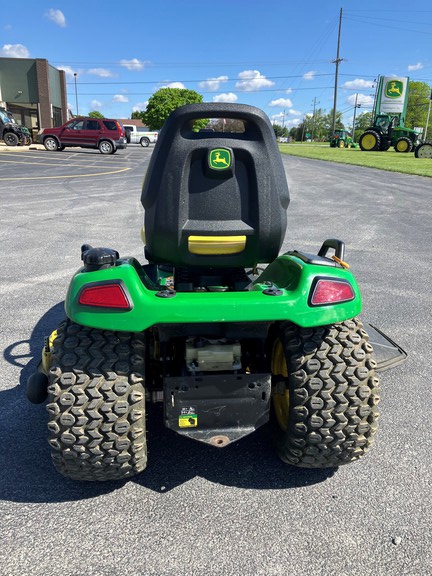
[[1, 1, 431, 128]]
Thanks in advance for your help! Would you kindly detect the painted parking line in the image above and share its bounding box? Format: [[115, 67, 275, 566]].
[[0, 151, 131, 165], [0, 163, 132, 180]]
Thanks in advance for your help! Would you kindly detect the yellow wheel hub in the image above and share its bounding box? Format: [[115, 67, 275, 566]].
[[271, 339, 290, 432], [396, 140, 409, 152], [362, 134, 377, 150]]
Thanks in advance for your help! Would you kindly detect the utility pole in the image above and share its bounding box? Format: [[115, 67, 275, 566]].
[[352, 93, 360, 142], [311, 97, 320, 141], [425, 88, 432, 141], [74, 73, 79, 116], [371, 76, 380, 120], [331, 8, 343, 136]]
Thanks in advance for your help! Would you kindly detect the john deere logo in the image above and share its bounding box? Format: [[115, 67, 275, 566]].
[[385, 80, 403, 99], [209, 148, 232, 170]]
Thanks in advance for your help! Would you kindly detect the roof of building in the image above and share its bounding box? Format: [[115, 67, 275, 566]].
[[118, 118, 146, 127]]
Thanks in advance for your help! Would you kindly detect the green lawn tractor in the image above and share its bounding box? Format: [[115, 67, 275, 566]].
[[27, 103, 406, 482], [359, 114, 420, 153], [329, 129, 357, 148]]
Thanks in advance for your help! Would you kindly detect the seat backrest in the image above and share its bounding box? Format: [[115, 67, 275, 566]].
[[141, 103, 289, 268]]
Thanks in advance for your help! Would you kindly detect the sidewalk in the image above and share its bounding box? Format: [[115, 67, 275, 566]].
[[0, 141, 45, 152]]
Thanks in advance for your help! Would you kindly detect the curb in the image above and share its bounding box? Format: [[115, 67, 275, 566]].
[[0, 143, 45, 152]]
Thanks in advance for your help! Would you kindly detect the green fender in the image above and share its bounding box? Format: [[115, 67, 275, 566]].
[[65, 254, 362, 332]]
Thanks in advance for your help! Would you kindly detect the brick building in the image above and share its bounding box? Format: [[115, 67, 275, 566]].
[[0, 57, 68, 135]]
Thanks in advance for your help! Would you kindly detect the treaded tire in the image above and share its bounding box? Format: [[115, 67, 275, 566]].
[[414, 142, 432, 158], [271, 318, 380, 468], [4, 132, 19, 146], [394, 137, 412, 153], [46, 319, 147, 481], [359, 130, 381, 151]]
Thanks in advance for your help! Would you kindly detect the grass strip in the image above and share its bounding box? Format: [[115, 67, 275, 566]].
[[279, 144, 432, 178]]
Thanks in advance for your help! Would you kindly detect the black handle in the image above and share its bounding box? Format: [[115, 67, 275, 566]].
[[318, 238, 345, 261]]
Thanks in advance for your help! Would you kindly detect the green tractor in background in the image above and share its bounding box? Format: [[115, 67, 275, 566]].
[[329, 129, 358, 148], [359, 114, 420, 153]]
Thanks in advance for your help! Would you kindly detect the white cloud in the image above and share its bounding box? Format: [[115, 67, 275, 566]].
[[199, 76, 229, 91], [408, 62, 423, 71], [132, 101, 148, 112], [271, 113, 300, 127], [303, 70, 317, 81], [269, 98, 293, 108], [161, 82, 186, 89], [113, 94, 129, 103], [0, 43, 30, 58], [289, 109, 302, 116], [347, 93, 374, 107], [235, 70, 274, 92], [90, 100, 102, 110], [57, 65, 77, 78], [212, 92, 238, 103], [88, 68, 116, 78], [343, 78, 374, 90], [120, 58, 147, 71], [45, 9, 66, 28]]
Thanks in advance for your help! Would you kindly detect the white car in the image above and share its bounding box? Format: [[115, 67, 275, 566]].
[[123, 125, 158, 147]]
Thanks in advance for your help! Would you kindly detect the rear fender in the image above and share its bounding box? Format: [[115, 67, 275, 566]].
[[65, 254, 362, 332]]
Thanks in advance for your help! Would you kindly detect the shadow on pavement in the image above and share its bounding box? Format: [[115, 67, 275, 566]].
[[0, 303, 335, 504]]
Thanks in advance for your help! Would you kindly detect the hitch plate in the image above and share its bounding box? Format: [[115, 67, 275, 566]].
[[164, 373, 271, 446]]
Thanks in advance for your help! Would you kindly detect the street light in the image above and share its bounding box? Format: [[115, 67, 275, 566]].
[[74, 73, 79, 116]]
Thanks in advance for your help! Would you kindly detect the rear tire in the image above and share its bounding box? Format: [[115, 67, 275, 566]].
[[359, 130, 381, 151], [46, 319, 147, 481], [4, 132, 19, 146], [414, 142, 432, 158], [270, 318, 380, 468], [99, 140, 115, 154], [140, 137, 150, 147]]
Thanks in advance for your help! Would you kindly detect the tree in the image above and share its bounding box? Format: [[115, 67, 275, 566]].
[[353, 111, 373, 142], [131, 110, 146, 122], [406, 81, 431, 131], [88, 110, 104, 118], [211, 118, 245, 132], [272, 123, 289, 138], [144, 88, 206, 130], [324, 109, 344, 138]]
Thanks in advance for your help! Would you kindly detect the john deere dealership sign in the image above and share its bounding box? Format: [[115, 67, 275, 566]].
[[377, 76, 409, 114]]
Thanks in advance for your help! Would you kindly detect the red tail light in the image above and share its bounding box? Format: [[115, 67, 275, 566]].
[[310, 278, 355, 306], [78, 283, 131, 309]]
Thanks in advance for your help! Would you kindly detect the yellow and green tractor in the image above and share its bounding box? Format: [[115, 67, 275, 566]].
[[329, 129, 358, 148]]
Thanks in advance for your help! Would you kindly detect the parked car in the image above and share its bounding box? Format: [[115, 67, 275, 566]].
[[37, 117, 127, 154]]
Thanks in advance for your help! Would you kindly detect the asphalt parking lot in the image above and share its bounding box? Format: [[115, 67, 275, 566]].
[[1, 147, 431, 575]]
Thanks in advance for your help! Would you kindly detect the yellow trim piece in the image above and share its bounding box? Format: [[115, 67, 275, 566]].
[[188, 235, 246, 255], [41, 330, 58, 374], [141, 226, 146, 244]]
